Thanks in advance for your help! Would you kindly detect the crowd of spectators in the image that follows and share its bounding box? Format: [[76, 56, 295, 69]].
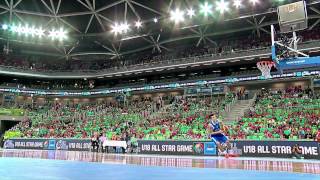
[[3, 87, 320, 143], [4, 95, 232, 141], [7, 99, 153, 140], [229, 87, 320, 140], [1, 79, 96, 90], [1, 27, 319, 73]]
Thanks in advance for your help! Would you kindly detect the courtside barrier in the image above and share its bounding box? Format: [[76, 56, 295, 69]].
[[137, 140, 320, 159], [232, 140, 319, 159], [137, 140, 213, 156], [3, 138, 91, 151], [4, 138, 320, 159]]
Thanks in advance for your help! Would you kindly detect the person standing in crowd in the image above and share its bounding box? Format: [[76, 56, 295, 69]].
[[99, 133, 107, 153], [91, 132, 99, 152], [244, 89, 249, 100], [292, 144, 303, 159], [316, 129, 320, 143], [121, 131, 129, 153]]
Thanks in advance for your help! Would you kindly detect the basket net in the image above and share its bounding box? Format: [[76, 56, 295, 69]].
[[257, 61, 275, 79]]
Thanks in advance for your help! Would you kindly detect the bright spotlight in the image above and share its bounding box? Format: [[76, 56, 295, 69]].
[[250, 0, 259, 5], [49, 28, 67, 40], [135, 21, 142, 28], [111, 23, 121, 35], [56, 28, 67, 40], [28, 26, 36, 36], [216, 0, 229, 14], [49, 29, 58, 39], [2, 24, 8, 30], [16, 24, 23, 34], [170, 9, 185, 23], [120, 22, 130, 33], [2, 23, 67, 40], [200, 2, 212, 16], [35, 27, 45, 37], [10, 25, 17, 32], [187, 8, 195, 18], [233, 0, 242, 9], [21, 25, 30, 35], [111, 22, 130, 35], [153, 18, 158, 23]]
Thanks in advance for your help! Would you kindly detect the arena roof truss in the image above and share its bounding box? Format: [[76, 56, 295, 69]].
[[0, 0, 319, 61]]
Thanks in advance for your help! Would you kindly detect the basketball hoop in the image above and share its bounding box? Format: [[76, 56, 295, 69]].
[[257, 61, 275, 79]]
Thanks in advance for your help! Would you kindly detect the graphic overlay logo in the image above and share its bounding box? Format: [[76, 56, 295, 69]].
[[43, 140, 49, 149], [56, 140, 68, 150], [3, 140, 14, 149], [228, 142, 242, 156], [48, 140, 56, 150], [204, 142, 217, 155], [193, 142, 204, 155]]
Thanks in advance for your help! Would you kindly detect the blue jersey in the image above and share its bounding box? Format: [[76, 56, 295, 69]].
[[209, 120, 228, 144], [209, 120, 221, 132]]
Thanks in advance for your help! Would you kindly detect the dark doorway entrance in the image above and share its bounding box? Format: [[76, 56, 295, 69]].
[[0, 120, 20, 147]]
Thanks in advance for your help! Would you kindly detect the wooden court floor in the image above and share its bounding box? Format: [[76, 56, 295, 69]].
[[0, 149, 319, 174]]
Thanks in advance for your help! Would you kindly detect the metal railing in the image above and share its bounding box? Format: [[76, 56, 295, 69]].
[[224, 95, 237, 113]]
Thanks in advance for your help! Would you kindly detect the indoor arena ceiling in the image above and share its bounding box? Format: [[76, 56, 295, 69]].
[[0, 0, 320, 60]]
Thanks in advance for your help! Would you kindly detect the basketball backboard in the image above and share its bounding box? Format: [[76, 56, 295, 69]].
[[268, 1, 320, 73]]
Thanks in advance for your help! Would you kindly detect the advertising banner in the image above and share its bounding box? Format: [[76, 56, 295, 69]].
[[4, 139, 319, 159], [138, 140, 319, 159], [278, 56, 320, 70], [55, 139, 91, 151], [231, 141, 319, 159], [4, 139, 49, 150], [4, 138, 91, 151], [0, 108, 25, 116], [137, 140, 215, 156]]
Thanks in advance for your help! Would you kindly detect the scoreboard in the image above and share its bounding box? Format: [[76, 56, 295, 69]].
[[277, 1, 308, 33]]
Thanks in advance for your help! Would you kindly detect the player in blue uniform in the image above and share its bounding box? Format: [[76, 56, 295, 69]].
[[208, 114, 230, 154]]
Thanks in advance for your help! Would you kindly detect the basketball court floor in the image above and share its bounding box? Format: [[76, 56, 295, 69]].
[[0, 149, 319, 180]]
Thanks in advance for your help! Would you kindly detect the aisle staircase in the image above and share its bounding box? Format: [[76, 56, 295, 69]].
[[148, 103, 173, 119], [222, 95, 256, 124]]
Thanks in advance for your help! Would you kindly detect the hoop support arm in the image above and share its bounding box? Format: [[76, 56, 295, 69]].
[[274, 41, 309, 57]]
